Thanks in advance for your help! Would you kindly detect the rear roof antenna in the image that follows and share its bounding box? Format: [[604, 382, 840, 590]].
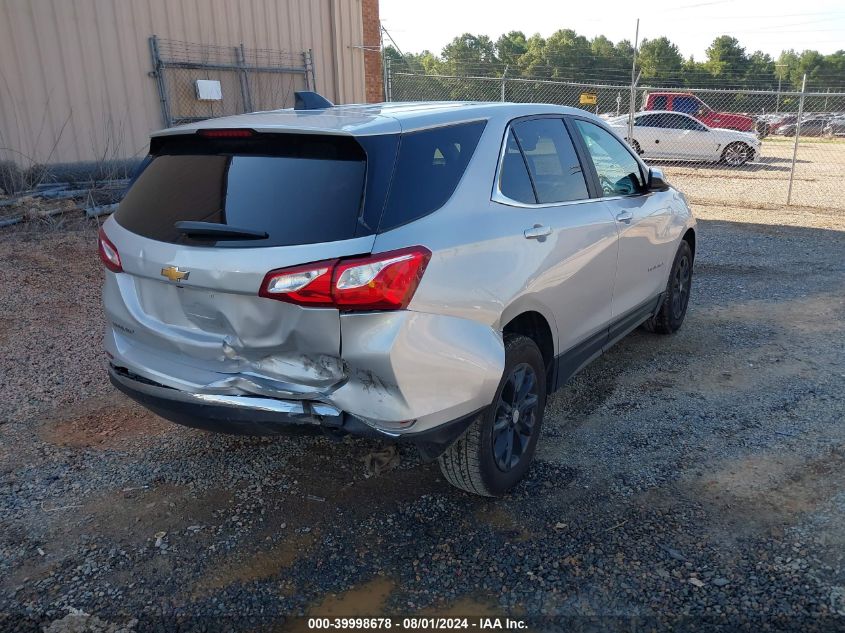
[[294, 91, 334, 110]]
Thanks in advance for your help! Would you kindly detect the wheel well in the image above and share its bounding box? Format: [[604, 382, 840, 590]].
[[683, 228, 696, 259], [503, 311, 555, 390]]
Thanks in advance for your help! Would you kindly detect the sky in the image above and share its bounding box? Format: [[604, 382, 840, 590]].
[[379, 0, 845, 61]]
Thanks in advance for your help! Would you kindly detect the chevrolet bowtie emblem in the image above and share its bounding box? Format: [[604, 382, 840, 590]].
[[160, 266, 190, 282]]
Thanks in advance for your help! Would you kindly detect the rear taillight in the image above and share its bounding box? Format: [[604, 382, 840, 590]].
[[333, 247, 431, 310], [258, 259, 337, 307], [98, 228, 122, 273], [259, 246, 431, 311]]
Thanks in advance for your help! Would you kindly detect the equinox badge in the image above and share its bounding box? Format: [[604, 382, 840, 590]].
[[160, 266, 190, 282]]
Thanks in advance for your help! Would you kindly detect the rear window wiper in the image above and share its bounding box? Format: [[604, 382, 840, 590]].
[[174, 221, 268, 240]]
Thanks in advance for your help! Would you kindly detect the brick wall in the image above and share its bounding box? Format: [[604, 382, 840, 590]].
[[361, 0, 383, 102]]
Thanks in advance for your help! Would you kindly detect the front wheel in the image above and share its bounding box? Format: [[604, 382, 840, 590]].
[[644, 240, 693, 335], [625, 138, 642, 155], [721, 142, 753, 166], [438, 334, 546, 496]]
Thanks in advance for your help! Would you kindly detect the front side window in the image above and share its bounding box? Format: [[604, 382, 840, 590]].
[[572, 120, 645, 197], [664, 114, 705, 131], [510, 118, 588, 204], [651, 95, 668, 110], [674, 96, 701, 115]]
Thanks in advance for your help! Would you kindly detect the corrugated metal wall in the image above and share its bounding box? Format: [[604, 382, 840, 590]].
[[0, 0, 367, 165]]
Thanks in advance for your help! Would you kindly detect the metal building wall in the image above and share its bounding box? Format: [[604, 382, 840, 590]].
[[0, 0, 367, 165]]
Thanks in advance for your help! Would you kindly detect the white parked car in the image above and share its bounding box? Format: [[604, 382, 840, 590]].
[[608, 111, 761, 166]]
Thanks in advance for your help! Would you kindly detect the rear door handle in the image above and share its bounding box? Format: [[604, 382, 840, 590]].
[[524, 225, 552, 240], [616, 211, 633, 224]]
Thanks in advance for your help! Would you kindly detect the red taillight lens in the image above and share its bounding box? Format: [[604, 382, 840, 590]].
[[98, 228, 122, 273], [198, 128, 254, 138], [332, 247, 431, 310], [259, 259, 337, 307], [259, 246, 431, 311]]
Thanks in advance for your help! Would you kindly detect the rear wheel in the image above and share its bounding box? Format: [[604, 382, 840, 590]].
[[438, 334, 546, 496], [721, 142, 753, 166], [644, 240, 693, 335]]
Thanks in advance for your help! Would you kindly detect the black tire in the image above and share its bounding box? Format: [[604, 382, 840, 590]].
[[626, 138, 642, 155], [721, 141, 753, 166], [438, 334, 546, 497], [644, 240, 693, 335]]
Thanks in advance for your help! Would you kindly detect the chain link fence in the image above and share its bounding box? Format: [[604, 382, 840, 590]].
[[388, 69, 845, 211], [0, 36, 317, 224], [149, 36, 314, 127]]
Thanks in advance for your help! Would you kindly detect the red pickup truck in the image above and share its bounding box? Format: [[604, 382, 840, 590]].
[[643, 92, 759, 134]]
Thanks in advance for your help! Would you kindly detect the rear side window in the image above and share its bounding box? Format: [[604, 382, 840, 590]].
[[511, 118, 588, 204], [116, 134, 368, 248], [499, 130, 535, 204], [636, 114, 666, 128], [651, 95, 668, 110], [378, 121, 485, 231], [572, 120, 645, 197]]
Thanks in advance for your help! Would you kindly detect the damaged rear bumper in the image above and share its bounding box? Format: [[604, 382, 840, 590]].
[[109, 366, 480, 458], [106, 307, 505, 437]]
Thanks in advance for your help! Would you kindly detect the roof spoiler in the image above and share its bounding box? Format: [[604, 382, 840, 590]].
[[294, 91, 334, 111]]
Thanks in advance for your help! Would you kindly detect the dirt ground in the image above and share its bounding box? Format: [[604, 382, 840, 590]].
[[661, 137, 845, 213], [0, 200, 844, 632]]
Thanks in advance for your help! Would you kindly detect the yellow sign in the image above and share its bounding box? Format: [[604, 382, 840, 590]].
[[579, 92, 597, 106]]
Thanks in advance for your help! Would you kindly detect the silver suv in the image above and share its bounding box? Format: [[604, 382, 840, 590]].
[[101, 94, 696, 496]]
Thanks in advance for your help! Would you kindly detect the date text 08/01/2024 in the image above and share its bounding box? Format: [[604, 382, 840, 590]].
[[306, 617, 528, 630]]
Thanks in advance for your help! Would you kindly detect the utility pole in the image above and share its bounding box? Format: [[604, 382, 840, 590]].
[[786, 73, 807, 206], [380, 25, 388, 102], [627, 19, 640, 145], [775, 63, 787, 113]]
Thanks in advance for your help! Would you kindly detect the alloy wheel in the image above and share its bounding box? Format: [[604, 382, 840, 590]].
[[724, 144, 749, 166], [671, 254, 691, 320], [491, 363, 539, 472]]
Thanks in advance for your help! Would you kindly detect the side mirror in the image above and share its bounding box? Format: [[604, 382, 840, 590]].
[[648, 168, 670, 192]]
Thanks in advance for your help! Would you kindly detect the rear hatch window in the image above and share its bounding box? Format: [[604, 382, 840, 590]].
[[115, 133, 373, 248], [116, 122, 486, 246]]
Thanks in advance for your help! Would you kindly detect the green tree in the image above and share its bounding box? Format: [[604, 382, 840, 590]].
[[590, 34, 615, 58], [386, 28, 845, 95], [797, 50, 828, 88], [745, 51, 775, 87], [496, 31, 528, 68], [591, 35, 631, 82], [544, 29, 592, 80], [705, 36, 748, 81], [680, 56, 709, 87], [517, 34, 550, 78], [775, 50, 799, 88], [638, 37, 684, 83], [440, 33, 498, 77]]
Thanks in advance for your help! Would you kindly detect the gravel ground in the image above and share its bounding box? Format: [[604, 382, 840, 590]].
[[661, 137, 845, 212], [1, 204, 844, 632]]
